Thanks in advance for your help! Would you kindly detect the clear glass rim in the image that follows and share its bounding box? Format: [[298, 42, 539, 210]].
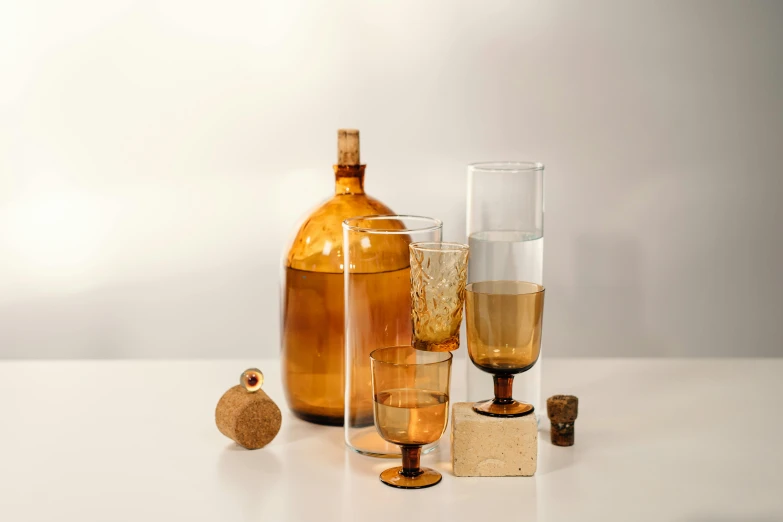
[[342, 215, 443, 235], [370, 346, 453, 367], [468, 161, 544, 173], [466, 280, 546, 296], [409, 241, 469, 253]]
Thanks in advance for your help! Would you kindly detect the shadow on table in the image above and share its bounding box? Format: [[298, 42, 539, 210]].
[[536, 431, 576, 475], [217, 443, 282, 516], [279, 415, 341, 444], [217, 442, 282, 475]]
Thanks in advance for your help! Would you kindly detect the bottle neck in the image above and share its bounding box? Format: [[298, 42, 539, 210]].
[[334, 165, 366, 195]]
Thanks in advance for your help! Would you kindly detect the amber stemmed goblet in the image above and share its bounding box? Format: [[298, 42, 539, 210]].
[[370, 346, 452, 489], [465, 281, 545, 417], [410, 242, 470, 352]]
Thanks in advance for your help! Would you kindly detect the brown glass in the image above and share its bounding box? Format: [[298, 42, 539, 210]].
[[409, 242, 469, 352], [281, 164, 396, 426], [370, 346, 452, 489], [465, 280, 545, 417]]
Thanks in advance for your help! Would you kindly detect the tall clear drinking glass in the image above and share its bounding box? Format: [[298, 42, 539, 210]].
[[343, 215, 442, 457], [466, 162, 544, 420]]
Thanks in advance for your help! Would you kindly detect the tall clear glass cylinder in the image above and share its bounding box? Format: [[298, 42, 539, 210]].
[[343, 215, 443, 457], [466, 162, 545, 418]]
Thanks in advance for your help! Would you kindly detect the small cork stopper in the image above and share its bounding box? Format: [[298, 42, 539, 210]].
[[547, 395, 578, 447], [216, 385, 282, 449], [337, 129, 360, 165]]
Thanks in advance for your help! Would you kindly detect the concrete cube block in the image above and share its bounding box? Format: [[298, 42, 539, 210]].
[[451, 402, 537, 477]]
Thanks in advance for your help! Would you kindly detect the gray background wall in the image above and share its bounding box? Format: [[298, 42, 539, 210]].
[[1, 0, 782, 358]]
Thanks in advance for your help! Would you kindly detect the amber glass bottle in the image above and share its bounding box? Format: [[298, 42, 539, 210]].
[[281, 130, 395, 425]]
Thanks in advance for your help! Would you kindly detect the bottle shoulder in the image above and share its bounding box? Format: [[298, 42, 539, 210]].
[[285, 193, 395, 273]]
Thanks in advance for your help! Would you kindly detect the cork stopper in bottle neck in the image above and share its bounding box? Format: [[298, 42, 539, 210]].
[[337, 129, 360, 166]]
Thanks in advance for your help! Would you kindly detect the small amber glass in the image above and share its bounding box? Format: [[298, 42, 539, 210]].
[[370, 346, 452, 489], [465, 280, 545, 417], [410, 242, 470, 352]]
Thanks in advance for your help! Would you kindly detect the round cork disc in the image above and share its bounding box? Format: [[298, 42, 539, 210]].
[[215, 385, 282, 449]]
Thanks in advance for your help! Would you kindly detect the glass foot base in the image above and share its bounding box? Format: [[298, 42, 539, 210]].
[[473, 399, 535, 418], [379, 466, 442, 489], [413, 335, 459, 352]]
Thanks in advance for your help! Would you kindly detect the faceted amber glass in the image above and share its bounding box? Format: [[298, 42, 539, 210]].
[[409, 242, 469, 352]]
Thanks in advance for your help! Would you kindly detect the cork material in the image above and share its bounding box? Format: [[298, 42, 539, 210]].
[[215, 385, 282, 449], [451, 402, 537, 477], [546, 395, 578, 447], [337, 129, 360, 165]]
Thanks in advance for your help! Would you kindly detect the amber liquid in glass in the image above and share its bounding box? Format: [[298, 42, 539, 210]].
[[283, 266, 410, 425], [282, 268, 344, 424], [345, 266, 412, 427], [373, 389, 449, 446], [281, 157, 399, 426], [466, 281, 544, 374]]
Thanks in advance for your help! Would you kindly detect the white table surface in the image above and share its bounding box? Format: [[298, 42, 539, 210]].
[[0, 358, 780, 522]]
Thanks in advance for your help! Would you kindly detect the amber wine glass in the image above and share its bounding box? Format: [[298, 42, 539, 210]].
[[465, 281, 545, 417], [410, 242, 470, 352], [370, 346, 452, 489]]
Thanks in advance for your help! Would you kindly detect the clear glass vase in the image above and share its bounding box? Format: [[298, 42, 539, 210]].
[[466, 162, 545, 420], [343, 215, 442, 457]]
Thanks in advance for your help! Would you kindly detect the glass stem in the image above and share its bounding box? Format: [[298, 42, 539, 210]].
[[493, 374, 515, 404], [400, 445, 423, 477]]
